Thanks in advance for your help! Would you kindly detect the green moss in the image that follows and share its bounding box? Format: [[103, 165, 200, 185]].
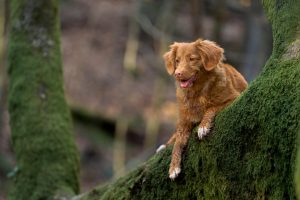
[[262, 0, 300, 58], [296, 136, 300, 197], [8, 0, 79, 199]]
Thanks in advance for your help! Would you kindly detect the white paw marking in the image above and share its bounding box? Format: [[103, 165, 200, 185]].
[[197, 126, 210, 140], [169, 167, 181, 180], [156, 145, 166, 153]]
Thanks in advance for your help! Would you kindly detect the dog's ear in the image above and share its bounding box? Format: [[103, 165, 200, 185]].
[[195, 39, 224, 71], [163, 43, 178, 75]]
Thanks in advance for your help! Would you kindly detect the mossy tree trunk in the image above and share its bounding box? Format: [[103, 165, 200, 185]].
[[77, 1, 300, 199], [7, 0, 79, 199]]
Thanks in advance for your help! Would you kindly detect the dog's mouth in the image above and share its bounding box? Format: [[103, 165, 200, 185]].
[[178, 75, 197, 88]]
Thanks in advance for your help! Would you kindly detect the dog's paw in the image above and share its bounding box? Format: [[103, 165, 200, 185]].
[[197, 126, 210, 140], [169, 167, 181, 180], [156, 144, 166, 153]]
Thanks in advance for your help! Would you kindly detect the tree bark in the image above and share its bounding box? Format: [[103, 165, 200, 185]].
[[76, 1, 300, 199], [7, 0, 79, 199]]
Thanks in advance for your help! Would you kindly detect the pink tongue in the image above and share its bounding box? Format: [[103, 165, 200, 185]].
[[180, 80, 192, 88]]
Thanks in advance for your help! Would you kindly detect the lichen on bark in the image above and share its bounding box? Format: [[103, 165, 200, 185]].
[[8, 0, 80, 199]]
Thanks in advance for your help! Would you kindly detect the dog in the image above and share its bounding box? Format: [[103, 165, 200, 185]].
[[156, 39, 248, 179]]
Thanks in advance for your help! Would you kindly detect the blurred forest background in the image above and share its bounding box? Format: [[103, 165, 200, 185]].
[[0, 0, 272, 198]]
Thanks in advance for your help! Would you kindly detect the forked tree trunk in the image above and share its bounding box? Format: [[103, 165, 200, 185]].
[[7, 0, 79, 199], [77, 1, 300, 199]]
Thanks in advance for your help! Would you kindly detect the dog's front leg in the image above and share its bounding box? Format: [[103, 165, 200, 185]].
[[198, 105, 225, 139], [169, 122, 193, 179]]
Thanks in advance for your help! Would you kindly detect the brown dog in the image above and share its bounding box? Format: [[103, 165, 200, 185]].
[[156, 39, 247, 179]]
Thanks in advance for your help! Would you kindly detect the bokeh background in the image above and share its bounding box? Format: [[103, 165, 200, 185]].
[[0, 0, 272, 198]]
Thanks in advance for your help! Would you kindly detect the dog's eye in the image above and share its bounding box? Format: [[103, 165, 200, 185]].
[[190, 57, 196, 61], [175, 59, 180, 64]]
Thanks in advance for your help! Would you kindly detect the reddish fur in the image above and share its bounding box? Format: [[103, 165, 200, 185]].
[[161, 39, 248, 179]]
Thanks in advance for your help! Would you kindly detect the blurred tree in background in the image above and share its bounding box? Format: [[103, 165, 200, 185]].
[[7, 0, 79, 199]]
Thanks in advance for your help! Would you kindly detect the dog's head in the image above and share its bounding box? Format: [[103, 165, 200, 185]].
[[163, 39, 224, 88]]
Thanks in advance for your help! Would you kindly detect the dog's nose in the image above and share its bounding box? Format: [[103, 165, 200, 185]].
[[175, 72, 182, 78]]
